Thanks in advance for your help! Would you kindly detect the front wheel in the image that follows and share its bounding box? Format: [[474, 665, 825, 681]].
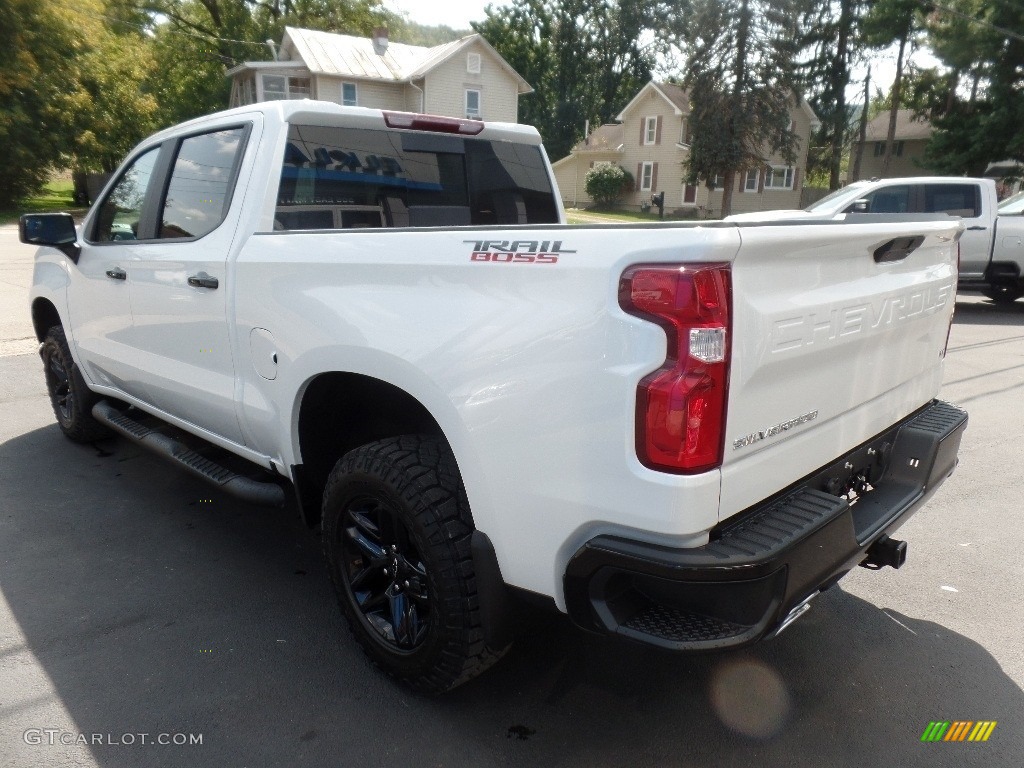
[[321, 435, 505, 693], [982, 285, 1024, 304], [40, 325, 109, 443]]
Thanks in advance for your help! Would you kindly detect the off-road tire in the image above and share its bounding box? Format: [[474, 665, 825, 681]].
[[321, 434, 505, 694], [40, 325, 109, 443]]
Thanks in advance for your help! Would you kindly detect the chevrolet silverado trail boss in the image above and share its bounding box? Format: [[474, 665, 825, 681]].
[[21, 102, 968, 693]]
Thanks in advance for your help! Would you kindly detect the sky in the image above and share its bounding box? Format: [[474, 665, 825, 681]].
[[383, 0, 490, 30]]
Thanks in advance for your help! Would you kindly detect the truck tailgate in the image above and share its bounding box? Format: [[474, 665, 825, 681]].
[[719, 219, 960, 520]]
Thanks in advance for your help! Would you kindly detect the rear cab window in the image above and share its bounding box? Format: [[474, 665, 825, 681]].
[[275, 125, 559, 230]]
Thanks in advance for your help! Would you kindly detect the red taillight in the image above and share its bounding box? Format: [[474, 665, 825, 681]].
[[382, 111, 484, 135], [619, 263, 732, 473]]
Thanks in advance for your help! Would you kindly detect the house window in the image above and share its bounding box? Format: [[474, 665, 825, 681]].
[[465, 89, 481, 118], [744, 168, 759, 191], [873, 141, 904, 157], [680, 119, 692, 145], [641, 162, 654, 191], [238, 76, 256, 106], [467, 53, 481, 74], [644, 116, 657, 145], [342, 82, 357, 107], [262, 74, 311, 100], [288, 77, 311, 98], [711, 174, 725, 189], [765, 165, 794, 190]]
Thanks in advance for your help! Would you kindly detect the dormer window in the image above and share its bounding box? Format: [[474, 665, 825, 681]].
[[467, 53, 481, 74]]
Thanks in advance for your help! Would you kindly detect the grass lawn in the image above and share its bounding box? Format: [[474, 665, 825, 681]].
[[563, 207, 705, 224], [0, 180, 87, 226]]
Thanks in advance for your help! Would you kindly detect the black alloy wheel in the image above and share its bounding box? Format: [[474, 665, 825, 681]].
[[46, 352, 73, 422], [40, 325, 109, 443], [340, 494, 431, 651]]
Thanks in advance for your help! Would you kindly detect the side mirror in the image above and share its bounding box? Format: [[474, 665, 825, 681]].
[[847, 198, 869, 214], [19, 213, 80, 262]]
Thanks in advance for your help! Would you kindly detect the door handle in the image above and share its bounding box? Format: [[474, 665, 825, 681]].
[[105, 268, 127, 280], [187, 272, 219, 289], [966, 226, 987, 231]]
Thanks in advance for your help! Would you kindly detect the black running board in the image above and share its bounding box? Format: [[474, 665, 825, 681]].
[[92, 400, 286, 507]]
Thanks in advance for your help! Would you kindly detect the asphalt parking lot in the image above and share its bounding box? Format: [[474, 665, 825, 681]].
[[1, 223, 1021, 767]]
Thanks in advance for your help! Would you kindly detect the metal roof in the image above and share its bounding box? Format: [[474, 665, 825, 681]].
[[264, 27, 530, 93]]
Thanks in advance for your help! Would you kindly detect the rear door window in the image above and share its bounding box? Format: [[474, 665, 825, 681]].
[[922, 183, 981, 218], [160, 127, 247, 239], [275, 125, 558, 230]]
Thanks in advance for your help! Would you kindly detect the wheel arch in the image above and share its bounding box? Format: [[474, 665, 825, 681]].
[[31, 297, 63, 342], [293, 371, 457, 527]]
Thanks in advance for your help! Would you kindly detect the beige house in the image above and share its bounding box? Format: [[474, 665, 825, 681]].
[[551, 81, 819, 216], [227, 27, 532, 123], [850, 110, 934, 181]]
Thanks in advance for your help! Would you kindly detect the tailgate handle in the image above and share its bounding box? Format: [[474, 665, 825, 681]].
[[187, 272, 219, 289], [873, 236, 924, 264]]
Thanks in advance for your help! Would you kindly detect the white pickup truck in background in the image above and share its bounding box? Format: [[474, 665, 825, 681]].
[[21, 102, 968, 693], [729, 175, 1024, 304]]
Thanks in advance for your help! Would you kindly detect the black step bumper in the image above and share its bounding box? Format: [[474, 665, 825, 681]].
[[563, 400, 968, 651]]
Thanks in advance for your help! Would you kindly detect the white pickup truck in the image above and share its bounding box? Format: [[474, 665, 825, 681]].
[[21, 102, 967, 693], [730, 175, 1024, 303]]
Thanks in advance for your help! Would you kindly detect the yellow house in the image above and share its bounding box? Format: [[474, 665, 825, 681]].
[[551, 81, 819, 216], [227, 27, 532, 124]]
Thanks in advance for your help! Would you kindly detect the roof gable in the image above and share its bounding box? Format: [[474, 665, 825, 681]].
[[274, 27, 531, 93], [864, 109, 932, 141], [616, 81, 688, 120], [571, 123, 625, 153]]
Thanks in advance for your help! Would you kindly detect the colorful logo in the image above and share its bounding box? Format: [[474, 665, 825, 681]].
[[921, 721, 997, 742]]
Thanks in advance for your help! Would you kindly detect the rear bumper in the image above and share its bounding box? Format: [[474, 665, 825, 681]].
[[563, 400, 968, 651]]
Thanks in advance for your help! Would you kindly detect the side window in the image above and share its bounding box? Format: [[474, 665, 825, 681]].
[[93, 148, 160, 242], [160, 128, 245, 239], [857, 185, 910, 214], [923, 184, 981, 218]]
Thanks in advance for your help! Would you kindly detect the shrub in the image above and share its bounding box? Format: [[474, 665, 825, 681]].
[[585, 164, 633, 208]]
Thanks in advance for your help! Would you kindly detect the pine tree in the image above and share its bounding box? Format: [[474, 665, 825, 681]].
[[670, 0, 801, 216], [797, 0, 866, 190]]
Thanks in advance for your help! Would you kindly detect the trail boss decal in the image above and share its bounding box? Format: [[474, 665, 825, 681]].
[[465, 240, 574, 264]]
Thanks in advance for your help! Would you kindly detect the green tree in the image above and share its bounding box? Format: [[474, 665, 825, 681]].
[[0, 0, 102, 204], [671, 0, 800, 217], [473, 1, 555, 144], [71, 25, 160, 173], [797, 0, 866, 190], [862, 0, 921, 175], [920, 1, 1024, 176], [584, 163, 632, 208], [475, 0, 657, 160], [130, 0, 398, 126]]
